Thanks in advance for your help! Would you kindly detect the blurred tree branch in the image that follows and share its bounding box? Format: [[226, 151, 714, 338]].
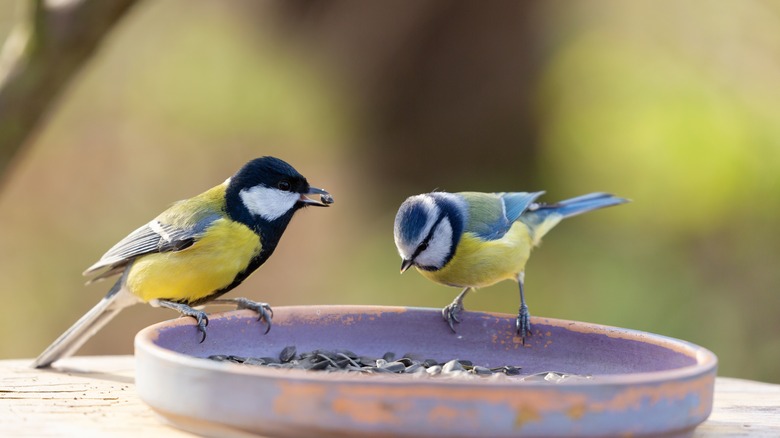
[[0, 0, 138, 180]]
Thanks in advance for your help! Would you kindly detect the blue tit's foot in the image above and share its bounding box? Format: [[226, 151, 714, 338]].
[[516, 304, 531, 344], [441, 300, 464, 333], [441, 287, 471, 333], [156, 300, 210, 343], [210, 297, 274, 334]]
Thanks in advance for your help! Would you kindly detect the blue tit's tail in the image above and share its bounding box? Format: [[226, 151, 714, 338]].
[[520, 192, 629, 245]]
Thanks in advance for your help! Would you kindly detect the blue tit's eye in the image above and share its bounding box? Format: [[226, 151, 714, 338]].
[[277, 181, 291, 191], [419, 241, 429, 252]]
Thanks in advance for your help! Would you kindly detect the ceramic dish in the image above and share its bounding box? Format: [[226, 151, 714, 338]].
[[135, 305, 717, 437]]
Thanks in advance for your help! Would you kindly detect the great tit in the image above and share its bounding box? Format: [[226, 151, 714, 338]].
[[393, 191, 627, 341], [32, 156, 333, 369]]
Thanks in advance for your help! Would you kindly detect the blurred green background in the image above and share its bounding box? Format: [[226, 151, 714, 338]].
[[1, 1, 779, 383]]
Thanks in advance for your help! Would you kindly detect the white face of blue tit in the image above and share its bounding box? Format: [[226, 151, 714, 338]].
[[394, 194, 457, 271], [239, 184, 301, 221], [412, 216, 454, 269]]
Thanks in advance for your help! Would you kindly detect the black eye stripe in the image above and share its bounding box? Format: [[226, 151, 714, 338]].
[[412, 213, 447, 259]]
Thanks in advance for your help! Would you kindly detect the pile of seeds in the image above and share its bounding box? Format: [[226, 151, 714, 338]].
[[207, 346, 523, 378]]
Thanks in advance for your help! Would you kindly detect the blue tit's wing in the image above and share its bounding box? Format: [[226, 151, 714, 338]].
[[458, 191, 546, 241], [457, 192, 507, 240], [83, 213, 221, 280], [499, 191, 546, 223]]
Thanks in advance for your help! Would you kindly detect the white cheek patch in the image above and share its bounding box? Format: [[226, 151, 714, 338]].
[[394, 194, 441, 260], [415, 217, 453, 269], [239, 185, 300, 221]]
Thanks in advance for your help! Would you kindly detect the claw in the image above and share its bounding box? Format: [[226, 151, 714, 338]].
[[235, 298, 274, 334], [257, 306, 272, 335], [195, 313, 209, 343], [441, 287, 470, 334], [186, 309, 209, 343], [516, 304, 531, 345], [156, 300, 212, 343], [441, 302, 463, 333], [443, 308, 457, 333]]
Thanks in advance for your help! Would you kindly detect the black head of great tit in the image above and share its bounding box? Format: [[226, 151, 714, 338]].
[[219, 156, 334, 285], [32, 156, 333, 369], [225, 156, 333, 243]]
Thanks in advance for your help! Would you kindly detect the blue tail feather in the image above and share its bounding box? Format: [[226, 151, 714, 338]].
[[519, 192, 628, 244], [545, 192, 629, 218]]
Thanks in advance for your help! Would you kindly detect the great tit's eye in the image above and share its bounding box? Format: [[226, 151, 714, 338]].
[[277, 181, 291, 191]]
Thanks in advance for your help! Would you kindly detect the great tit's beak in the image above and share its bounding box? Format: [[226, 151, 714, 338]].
[[299, 187, 334, 207], [400, 259, 413, 274]]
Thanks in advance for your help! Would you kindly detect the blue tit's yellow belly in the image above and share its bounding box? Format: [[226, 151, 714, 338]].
[[126, 219, 261, 303], [418, 221, 533, 288]]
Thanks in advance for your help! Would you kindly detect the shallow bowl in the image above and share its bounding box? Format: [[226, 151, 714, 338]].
[[135, 305, 717, 437]]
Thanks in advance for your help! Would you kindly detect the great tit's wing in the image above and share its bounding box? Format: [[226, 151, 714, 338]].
[[83, 213, 221, 279]]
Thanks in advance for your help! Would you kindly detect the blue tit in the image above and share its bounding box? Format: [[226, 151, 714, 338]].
[[33, 156, 333, 368], [394, 191, 627, 341]]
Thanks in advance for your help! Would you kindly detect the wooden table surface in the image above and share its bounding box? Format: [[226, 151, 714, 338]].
[[1, 356, 778, 437]]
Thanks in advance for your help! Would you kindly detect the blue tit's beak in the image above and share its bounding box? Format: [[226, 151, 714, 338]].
[[400, 259, 413, 274], [299, 187, 334, 207]]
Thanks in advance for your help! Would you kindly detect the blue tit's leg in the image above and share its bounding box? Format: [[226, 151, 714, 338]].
[[442, 287, 471, 333], [156, 300, 209, 343], [209, 297, 273, 334], [515, 272, 531, 343]]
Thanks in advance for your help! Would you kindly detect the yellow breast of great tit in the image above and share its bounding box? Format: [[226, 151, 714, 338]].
[[418, 221, 533, 289], [124, 183, 262, 304], [126, 220, 261, 303]]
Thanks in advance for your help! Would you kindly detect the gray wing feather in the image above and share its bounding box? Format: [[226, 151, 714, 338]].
[[83, 214, 221, 277]]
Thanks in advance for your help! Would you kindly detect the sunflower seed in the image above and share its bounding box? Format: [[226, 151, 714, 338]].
[[279, 345, 297, 363], [205, 347, 536, 379]]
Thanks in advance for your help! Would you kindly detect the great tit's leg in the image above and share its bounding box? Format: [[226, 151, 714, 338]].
[[442, 287, 471, 333], [156, 300, 209, 343], [209, 297, 273, 334], [515, 272, 531, 343]]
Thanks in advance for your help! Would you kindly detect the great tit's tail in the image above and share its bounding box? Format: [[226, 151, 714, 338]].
[[31, 279, 138, 369], [521, 192, 629, 245]]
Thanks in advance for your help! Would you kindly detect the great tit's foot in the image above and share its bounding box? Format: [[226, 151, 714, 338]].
[[207, 297, 274, 333], [192, 311, 209, 343], [237, 298, 273, 334], [176, 307, 209, 343], [441, 300, 465, 333], [156, 300, 210, 343], [516, 304, 531, 344]]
